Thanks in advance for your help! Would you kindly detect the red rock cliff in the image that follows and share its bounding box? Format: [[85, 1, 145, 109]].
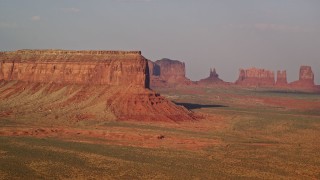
[[0, 49, 196, 122], [0, 50, 148, 88], [150, 58, 192, 87], [148, 60, 168, 87], [299, 66, 314, 82], [235, 67, 275, 87], [275, 70, 288, 86], [290, 66, 315, 88]]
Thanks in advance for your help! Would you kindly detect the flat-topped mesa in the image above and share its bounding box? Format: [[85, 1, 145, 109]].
[[0, 49, 148, 88], [197, 68, 226, 85], [235, 67, 275, 87], [151, 58, 193, 87], [155, 58, 186, 84], [3, 49, 142, 55], [275, 70, 288, 86], [0, 49, 197, 122], [290, 65, 315, 88]]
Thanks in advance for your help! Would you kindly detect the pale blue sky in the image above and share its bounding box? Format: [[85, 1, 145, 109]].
[[1, 0, 319, 83]]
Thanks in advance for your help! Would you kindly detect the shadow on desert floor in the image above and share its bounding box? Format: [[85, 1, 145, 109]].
[[174, 102, 228, 110]]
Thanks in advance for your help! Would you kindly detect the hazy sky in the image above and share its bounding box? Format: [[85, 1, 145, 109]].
[[1, 0, 319, 84]]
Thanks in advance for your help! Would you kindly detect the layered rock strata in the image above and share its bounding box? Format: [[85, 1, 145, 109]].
[[0, 49, 196, 122], [149, 58, 193, 87], [0, 50, 147, 87], [235, 68, 275, 87]]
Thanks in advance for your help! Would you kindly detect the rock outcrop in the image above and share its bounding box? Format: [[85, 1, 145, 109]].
[[235, 67, 275, 87], [149, 58, 193, 87], [0, 49, 196, 122], [0, 50, 147, 88], [290, 66, 315, 89], [197, 68, 227, 85], [148, 60, 168, 87], [275, 70, 288, 86]]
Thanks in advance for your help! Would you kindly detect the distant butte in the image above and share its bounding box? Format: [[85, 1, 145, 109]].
[[146, 57, 318, 92], [0, 49, 196, 122], [275, 70, 288, 87], [197, 68, 228, 86], [148, 58, 193, 87], [289, 66, 316, 90], [235, 67, 275, 87]]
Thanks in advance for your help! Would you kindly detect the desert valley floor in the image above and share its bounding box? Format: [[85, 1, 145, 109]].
[[0, 84, 319, 179]]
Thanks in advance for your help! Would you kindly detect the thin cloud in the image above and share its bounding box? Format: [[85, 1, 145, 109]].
[[31, 16, 41, 21], [61, 7, 80, 13]]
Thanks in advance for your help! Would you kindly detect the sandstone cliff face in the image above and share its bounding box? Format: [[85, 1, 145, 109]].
[[0, 49, 196, 122], [149, 58, 193, 87], [299, 66, 314, 82], [275, 70, 288, 86], [155, 58, 186, 83], [235, 68, 275, 87], [148, 60, 160, 76], [147, 60, 168, 87], [197, 68, 226, 85], [0, 50, 148, 88], [234, 66, 318, 91], [290, 66, 315, 88]]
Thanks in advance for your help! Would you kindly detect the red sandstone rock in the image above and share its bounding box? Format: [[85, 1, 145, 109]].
[[235, 67, 275, 87], [0, 50, 147, 88], [290, 66, 315, 89], [299, 66, 314, 81], [106, 86, 196, 121], [197, 68, 227, 85], [151, 58, 193, 87], [148, 60, 168, 87], [275, 70, 288, 86], [0, 49, 196, 122]]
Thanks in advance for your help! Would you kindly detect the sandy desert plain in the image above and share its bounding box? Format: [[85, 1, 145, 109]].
[[1, 83, 320, 179]]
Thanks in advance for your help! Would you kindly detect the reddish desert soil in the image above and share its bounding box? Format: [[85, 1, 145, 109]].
[[0, 112, 225, 151], [1, 86, 320, 179]]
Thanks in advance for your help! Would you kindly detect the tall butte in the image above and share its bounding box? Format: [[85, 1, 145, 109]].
[[0, 49, 196, 122], [290, 65, 315, 90], [197, 68, 227, 85], [275, 70, 288, 87]]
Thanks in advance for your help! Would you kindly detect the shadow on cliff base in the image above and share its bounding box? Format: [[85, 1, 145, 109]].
[[174, 102, 228, 110]]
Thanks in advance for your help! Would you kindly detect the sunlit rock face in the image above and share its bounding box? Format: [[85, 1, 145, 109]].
[[0, 49, 196, 122], [148, 58, 193, 87], [0, 50, 148, 88], [290, 66, 315, 89], [235, 67, 275, 87], [275, 70, 288, 87]]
